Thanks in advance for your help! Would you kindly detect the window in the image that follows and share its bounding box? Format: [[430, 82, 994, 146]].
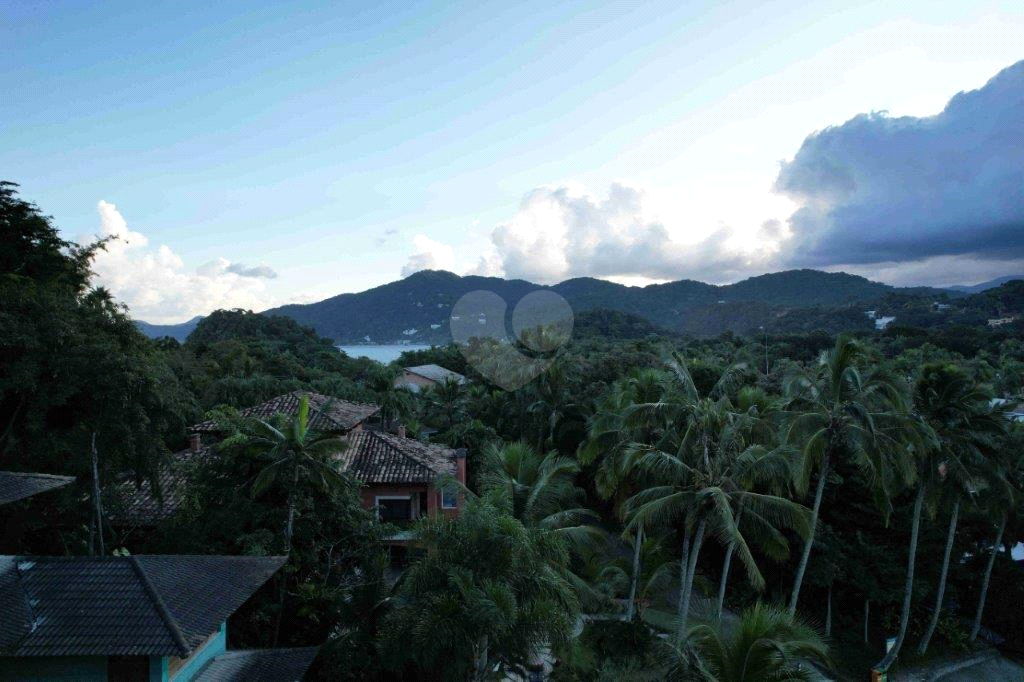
[[377, 497, 412, 521], [441, 488, 458, 509]]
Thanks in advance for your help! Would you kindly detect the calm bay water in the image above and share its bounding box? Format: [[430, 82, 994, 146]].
[[337, 344, 432, 364]]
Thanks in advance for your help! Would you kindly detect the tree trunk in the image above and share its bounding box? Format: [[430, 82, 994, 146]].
[[678, 518, 706, 641], [789, 451, 830, 616], [970, 513, 1007, 642], [716, 506, 745, 621], [274, 467, 300, 646], [676, 526, 691, 626], [877, 484, 926, 671], [864, 598, 870, 644], [471, 635, 489, 682], [91, 433, 105, 557], [918, 498, 960, 655], [826, 583, 833, 638], [625, 526, 643, 620]]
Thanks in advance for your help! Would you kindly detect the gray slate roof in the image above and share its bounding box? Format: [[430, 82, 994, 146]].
[[190, 391, 379, 434], [339, 430, 458, 484], [0, 555, 285, 657], [403, 364, 466, 384], [192, 647, 320, 682], [0, 472, 75, 505]]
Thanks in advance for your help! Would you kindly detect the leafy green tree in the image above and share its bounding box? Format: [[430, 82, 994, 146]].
[[381, 492, 579, 681]]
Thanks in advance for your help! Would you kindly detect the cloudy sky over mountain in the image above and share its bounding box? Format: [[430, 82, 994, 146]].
[[3, 1, 1023, 321]]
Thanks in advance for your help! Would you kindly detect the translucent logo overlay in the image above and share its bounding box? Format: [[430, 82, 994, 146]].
[[450, 290, 574, 390]]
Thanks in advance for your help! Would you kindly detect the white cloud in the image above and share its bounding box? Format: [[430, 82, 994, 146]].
[[480, 182, 782, 284], [87, 201, 275, 323], [401, 234, 457, 276]]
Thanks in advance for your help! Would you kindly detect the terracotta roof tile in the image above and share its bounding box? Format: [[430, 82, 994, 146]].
[[339, 431, 458, 485], [190, 391, 379, 434]]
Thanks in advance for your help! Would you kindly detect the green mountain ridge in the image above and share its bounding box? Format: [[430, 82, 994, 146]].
[[259, 268, 957, 343]]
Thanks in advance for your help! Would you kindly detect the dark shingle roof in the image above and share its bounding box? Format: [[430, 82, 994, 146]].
[[0, 555, 285, 657], [339, 431, 458, 484], [0, 472, 75, 505], [403, 364, 466, 384], [192, 647, 320, 682], [190, 391, 379, 434]]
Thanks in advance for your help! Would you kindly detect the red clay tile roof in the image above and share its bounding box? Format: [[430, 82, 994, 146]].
[[0, 471, 75, 505], [190, 391, 379, 434], [339, 430, 458, 485], [108, 448, 208, 526], [0, 555, 285, 657]]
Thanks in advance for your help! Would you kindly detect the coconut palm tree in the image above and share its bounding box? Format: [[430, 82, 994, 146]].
[[783, 336, 907, 616], [970, 428, 1023, 642], [367, 367, 413, 431], [665, 602, 831, 682], [912, 364, 1003, 655], [238, 396, 350, 555], [624, 362, 810, 638]]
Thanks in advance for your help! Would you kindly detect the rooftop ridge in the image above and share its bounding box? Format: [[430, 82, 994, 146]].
[[128, 555, 191, 657]]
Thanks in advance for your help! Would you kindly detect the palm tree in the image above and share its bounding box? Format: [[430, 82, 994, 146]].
[[912, 364, 1002, 655], [367, 368, 413, 431], [428, 375, 466, 430], [783, 336, 907, 616], [665, 602, 830, 682], [240, 396, 350, 554], [624, 359, 810, 638], [579, 368, 673, 619], [969, 428, 1022, 642]]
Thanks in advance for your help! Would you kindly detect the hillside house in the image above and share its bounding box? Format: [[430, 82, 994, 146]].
[[0, 554, 317, 682], [394, 364, 466, 393], [338, 429, 466, 524], [113, 393, 464, 532]]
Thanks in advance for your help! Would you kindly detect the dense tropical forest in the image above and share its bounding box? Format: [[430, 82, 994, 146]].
[[3, 182, 1024, 681]]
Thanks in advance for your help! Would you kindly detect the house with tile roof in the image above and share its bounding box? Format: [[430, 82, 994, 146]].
[[0, 471, 75, 506], [111, 392, 381, 527], [338, 430, 466, 525], [394, 364, 466, 393], [0, 554, 318, 681]]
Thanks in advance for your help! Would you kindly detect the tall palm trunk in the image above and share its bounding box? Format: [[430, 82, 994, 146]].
[[625, 526, 643, 620], [274, 466, 300, 646], [716, 506, 745, 621], [678, 519, 706, 640], [878, 484, 926, 671], [864, 598, 870, 644], [825, 583, 833, 638], [918, 498, 960, 655], [90, 433, 105, 557], [970, 513, 1007, 642], [789, 451, 830, 616]]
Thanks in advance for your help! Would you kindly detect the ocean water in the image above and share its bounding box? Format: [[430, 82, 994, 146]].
[[337, 344, 432, 364]]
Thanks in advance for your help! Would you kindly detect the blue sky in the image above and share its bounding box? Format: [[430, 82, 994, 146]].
[[3, 1, 1024, 322]]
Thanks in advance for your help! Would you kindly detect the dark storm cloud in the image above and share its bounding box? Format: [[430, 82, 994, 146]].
[[774, 60, 1024, 267]]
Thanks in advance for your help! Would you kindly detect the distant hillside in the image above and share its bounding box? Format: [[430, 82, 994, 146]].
[[948, 275, 1024, 294], [134, 316, 203, 342], [261, 269, 952, 343]]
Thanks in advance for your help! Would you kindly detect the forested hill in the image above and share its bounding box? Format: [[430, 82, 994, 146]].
[[258, 268, 953, 343]]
